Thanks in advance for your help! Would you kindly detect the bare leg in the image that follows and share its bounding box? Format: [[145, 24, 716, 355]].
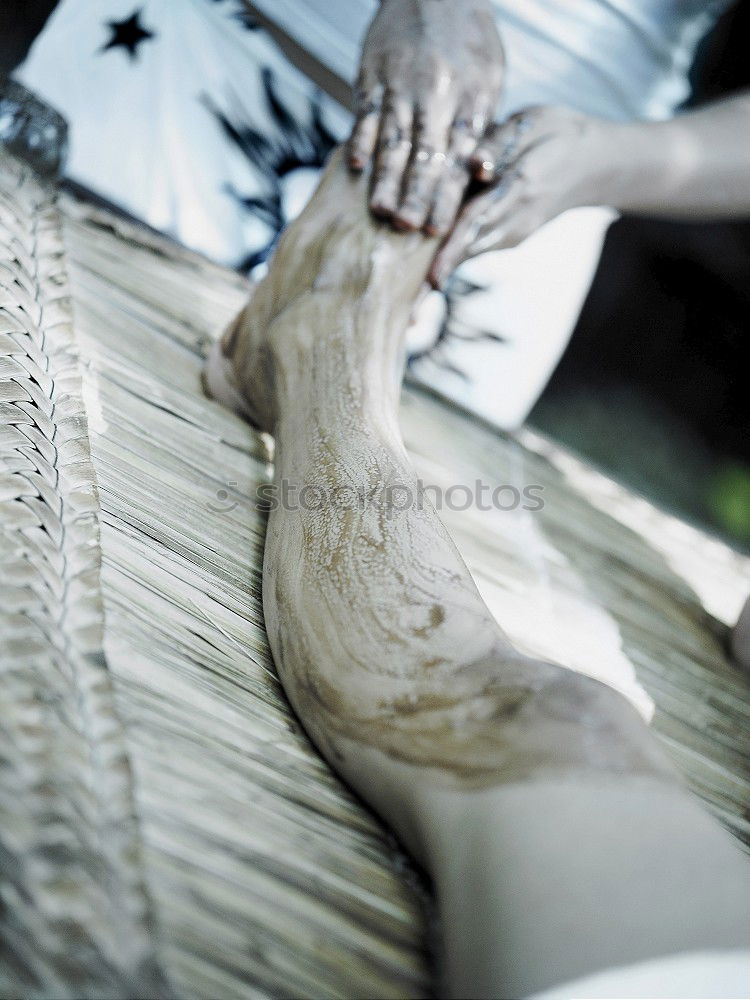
[[206, 151, 750, 997]]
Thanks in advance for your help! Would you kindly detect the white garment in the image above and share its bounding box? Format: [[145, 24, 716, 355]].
[[17, 0, 351, 266], [530, 948, 750, 999], [17, 0, 732, 429], [250, 0, 732, 122]]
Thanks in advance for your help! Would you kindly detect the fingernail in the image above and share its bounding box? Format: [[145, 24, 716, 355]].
[[474, 161, 495, 183], [393, 214, 419, 232], [370, 183, 396, 216], [371, 201, 395, 220], [424, 220, 448, 238]]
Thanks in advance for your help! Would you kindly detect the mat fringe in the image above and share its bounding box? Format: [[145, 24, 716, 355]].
[[0, 154, 168, 996]]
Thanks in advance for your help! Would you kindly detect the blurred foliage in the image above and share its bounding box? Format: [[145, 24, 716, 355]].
[[709, 463, 750, 546]]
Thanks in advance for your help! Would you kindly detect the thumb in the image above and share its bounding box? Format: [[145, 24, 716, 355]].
[[428, 198, 487, 289]]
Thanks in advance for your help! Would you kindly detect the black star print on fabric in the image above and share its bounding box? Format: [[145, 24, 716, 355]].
[[101, 9, 155, 60]]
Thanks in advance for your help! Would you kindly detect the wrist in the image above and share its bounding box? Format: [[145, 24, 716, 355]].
[[575, 119, 646, 210], [591, 119, 683, 214]]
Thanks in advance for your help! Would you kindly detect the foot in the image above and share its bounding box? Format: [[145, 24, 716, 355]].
[[202, 147, 437, 433], [203, 308, 260, 425]]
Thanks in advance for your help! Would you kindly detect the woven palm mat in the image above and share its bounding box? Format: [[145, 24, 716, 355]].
[[2, 148, 749, 998]]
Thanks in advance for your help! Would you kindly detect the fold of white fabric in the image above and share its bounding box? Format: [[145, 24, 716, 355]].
[[530, 949, 750, 1000]]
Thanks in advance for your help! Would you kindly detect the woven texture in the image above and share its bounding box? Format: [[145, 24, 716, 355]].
[[1, 147, 749, 998], [0, 154, 165, 995]]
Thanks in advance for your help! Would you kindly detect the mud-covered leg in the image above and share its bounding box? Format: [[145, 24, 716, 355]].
[[205, 149, 750, 998]]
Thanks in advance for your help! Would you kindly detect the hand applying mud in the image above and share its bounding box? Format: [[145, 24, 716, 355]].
[[431, 92, 750, 287], [349, 0, 504, 236], [430, 106, 617, 287]]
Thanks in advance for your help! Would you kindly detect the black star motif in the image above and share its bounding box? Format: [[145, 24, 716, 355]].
[[101, 9, 156, 60]]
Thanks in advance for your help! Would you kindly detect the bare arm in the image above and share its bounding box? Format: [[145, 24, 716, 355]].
[[607, 90, 750, 217], [433, 91, 750, 285]]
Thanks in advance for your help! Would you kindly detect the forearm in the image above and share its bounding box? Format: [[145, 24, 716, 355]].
[[431, 92, 750, 281], [606, 91, 750, 218]]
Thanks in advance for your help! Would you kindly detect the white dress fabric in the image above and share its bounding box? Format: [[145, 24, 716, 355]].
[[529, 948, 750, 999], [16, 0, 731, 429]]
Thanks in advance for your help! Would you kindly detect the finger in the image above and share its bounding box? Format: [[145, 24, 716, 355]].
[[349, 82, 384, 172], [393, 103, 453, 231], [465, 96, 495, 146], [370, 92, 414, 219], [463, 208, 535, 259], [471, 123, 503, 182], [471, 109, 539, 182], [429, 175, 519, 287], [428, 195, 489, 288], [423, 157, 469, 238], [457, 94, 496, 175], [461, 179, 528, 257], [424, 106, 486, 237]]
